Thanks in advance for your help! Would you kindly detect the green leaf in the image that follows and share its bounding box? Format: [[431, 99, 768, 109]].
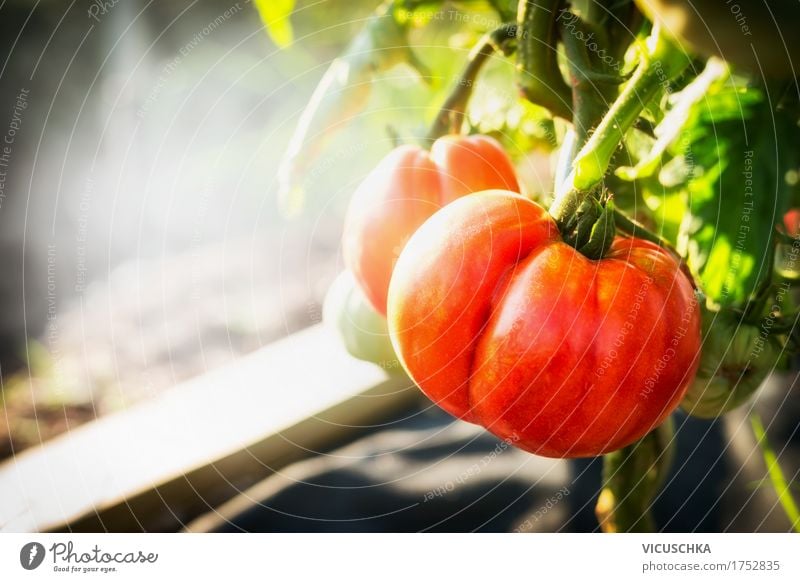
[[254, 0, 296, 48], [393, 0, 442, 26], [677, 85, 800, 307], [643, 185, 686, 245], [484, 0, 518, 22], [465, 62, 558, 159], [277, 5, 430, 217]]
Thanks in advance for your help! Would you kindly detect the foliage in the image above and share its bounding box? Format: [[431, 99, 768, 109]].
[[262, 0, 800, 532], [253, 0, 296, 48], [275, 0, 552, 215], [678, 86, 800, 307]]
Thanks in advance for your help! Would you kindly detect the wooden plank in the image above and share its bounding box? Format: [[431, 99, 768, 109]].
[[0, 324, 418, 532]]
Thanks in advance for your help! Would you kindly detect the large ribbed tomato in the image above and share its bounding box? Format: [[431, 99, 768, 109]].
[[343, 135, 519, 315], [387, 190, 701, 458]]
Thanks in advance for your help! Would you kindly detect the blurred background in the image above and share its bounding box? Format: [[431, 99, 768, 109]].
[[0, 0, 797, 532], [0, 0, 398, 455], [0, 0, 557, 460]]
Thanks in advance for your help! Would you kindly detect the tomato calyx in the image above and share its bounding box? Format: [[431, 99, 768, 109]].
[[558, 191, 616, 260]]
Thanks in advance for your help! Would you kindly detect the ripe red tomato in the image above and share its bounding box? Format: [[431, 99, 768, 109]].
[[387, 190, 701, 458], [343, 135, 519, 315]]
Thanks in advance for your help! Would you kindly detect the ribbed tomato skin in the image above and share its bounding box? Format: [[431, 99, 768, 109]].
[[387, 191, 700, 458], [342, 135, 519, 315]]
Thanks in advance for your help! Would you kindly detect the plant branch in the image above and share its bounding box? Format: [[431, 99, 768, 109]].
[[558, 9, 623, 150], [571, 27, 691, 191], [549, 26, 691, 225], [596, 419, 674, 533], [427, 23, 517, 142], [517, 0, 572, 120]]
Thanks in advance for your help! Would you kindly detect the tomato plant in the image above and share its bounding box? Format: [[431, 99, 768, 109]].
[[274, 0, 800, 532]]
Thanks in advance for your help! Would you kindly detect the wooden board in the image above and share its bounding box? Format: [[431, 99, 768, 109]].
[[0, 325, 418, 532]]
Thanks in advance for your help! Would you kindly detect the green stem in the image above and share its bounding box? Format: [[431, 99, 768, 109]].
[[427, 23, 516, 142], [613, 208, 677, 254], [517, 0, 572, 120], [559, 12, 616, 146], [604, 0, 643, 65], [584, 0, 604, 24], [596, 419, 674, 533], [549, 27, 690, 224], [572, 28, 690, 190], [766, 315, 800, 335], [579, 199, 616, 259], [750, 413, 800, 532]]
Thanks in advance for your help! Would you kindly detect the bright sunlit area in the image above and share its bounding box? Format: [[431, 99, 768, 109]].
[[1, 0, 799, 557]]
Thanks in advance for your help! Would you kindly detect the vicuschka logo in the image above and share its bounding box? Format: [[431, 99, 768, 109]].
[[20, 542, 46, 570]]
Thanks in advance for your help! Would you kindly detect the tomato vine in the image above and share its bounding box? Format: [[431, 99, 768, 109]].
[[277, 0, 800, 533]]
